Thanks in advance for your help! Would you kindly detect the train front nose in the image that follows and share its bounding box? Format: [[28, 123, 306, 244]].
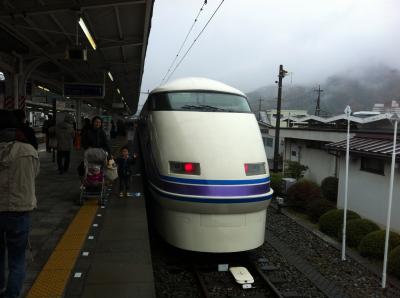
[[155, 112, 269, 180]]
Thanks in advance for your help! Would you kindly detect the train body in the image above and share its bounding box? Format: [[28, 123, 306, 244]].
[[139, 77, 273, 252]]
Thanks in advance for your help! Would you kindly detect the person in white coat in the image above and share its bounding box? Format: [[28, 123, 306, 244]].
[[0, 110, 40, 298]]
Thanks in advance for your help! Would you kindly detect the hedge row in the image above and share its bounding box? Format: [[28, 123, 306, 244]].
[[319, 209, 361, 237], [306, 199, 335, 222], [286, 179, 322, 211], [270, 173, 283, 197], [321, 176, 338, 203], [389, 246, 400, 278], [339, 219, 380, 248], [281, 176, 338, 221], [359, 230, 400, 259], [275, 175, 400, 280], [317, 209, 400, 280]]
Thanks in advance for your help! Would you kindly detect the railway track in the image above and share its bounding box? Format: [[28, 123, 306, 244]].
[[149, 210, 326, 297], [190, 255, 302, 298], [150, 200, 400, 297], [265, 202, 400, 297]]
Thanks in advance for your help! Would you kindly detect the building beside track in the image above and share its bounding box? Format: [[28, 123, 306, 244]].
[[261, 113, 400, 232]]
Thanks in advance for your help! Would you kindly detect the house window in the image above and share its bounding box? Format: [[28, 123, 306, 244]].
[[266, 138, 273, 147], [263, 137, 273, 147], [291, 150, 297, 157], [360, 157, 385, 175]]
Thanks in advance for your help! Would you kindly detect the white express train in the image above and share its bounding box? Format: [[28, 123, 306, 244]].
[[138, 77, 273, 253]]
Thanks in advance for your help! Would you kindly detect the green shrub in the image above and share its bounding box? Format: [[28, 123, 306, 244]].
[[358, 230, 400, 259], [284, 161, 308, 180], [389, 245, 400, 278], [318, 209, 361, 238], [321, 176, 339, 203], [339, 219, 380, 248], [286, 179, 322, 211], [306, 199, 336, 222], [270, 172, 283, 197]]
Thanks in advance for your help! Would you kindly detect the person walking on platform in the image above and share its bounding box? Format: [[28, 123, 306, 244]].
[[0, 110, 40, 298], [116, 146, 136, 197], [110, 120, 117, 139], [81, 116, 111, 157], [42, 114, 54, 152], [52, 114, 75, 174], [14, 109, 38, 150]]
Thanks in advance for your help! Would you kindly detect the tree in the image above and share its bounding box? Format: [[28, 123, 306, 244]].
[[285, 161, 308, 180]]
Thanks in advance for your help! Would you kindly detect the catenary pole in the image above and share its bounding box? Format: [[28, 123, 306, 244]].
[[273, 65, 286, 171], [382, 113, 399, 288], [341, 105, 351, 261]]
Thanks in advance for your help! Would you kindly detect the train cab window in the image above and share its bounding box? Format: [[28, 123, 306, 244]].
[[150, 92, 251, 113]]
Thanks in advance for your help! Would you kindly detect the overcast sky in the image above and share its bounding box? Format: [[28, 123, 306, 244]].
[[139, 0, 400, 106]]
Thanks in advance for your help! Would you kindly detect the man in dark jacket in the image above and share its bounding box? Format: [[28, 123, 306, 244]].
[[51, 114, 75, 174], [14, 109, 38, 150], [81, 116, 110, 157]]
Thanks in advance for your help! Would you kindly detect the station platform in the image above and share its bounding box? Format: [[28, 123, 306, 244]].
[[21, 137, 156, 298]]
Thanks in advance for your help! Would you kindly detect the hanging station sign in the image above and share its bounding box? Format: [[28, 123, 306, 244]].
[[63, 83, 104, 98], [111, 102, 125, 109]]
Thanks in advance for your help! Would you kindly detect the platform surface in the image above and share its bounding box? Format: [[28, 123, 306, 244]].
[[22, 136, 155, 298]]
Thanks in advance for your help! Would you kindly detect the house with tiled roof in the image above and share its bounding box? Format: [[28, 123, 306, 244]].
[[261, 113, 400, 231]]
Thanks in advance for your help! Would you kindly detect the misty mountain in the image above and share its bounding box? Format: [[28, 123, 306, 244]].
[[246, 65, 400, 115]]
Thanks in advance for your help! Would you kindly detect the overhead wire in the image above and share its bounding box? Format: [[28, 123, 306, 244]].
[[165, 0, 225, 83], [160, 0, 208, 84]]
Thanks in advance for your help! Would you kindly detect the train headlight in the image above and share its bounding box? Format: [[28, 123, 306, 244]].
[[170, 161, 201, 175], [244, 162, 266, 176]]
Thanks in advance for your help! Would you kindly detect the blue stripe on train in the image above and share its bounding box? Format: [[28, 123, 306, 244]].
[[149, 183, 273, 204], [159, 175, 270, 185]]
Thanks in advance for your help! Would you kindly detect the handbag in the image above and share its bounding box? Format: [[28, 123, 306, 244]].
[[105, 159, 118, 181]]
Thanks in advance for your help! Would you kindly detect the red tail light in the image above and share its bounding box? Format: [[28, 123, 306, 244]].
[[244, 164, 249, 173], [184, 163, 194, 173], [169, 161, 200, 175]]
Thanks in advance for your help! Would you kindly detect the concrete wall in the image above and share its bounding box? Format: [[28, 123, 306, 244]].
[[265, 127, 353, 162], [337, 157, 400, 233], [284, 139, 337, 184], [277, 128, 353, 143]]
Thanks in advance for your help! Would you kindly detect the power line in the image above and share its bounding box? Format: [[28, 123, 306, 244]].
[[165, 0, 225, 83], [160, 0, 208, 84]]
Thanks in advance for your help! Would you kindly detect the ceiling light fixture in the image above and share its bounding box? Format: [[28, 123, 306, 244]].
[[37, 85, 50, 92], [107, 71, 113, 81], [78, 17, 97, 50]]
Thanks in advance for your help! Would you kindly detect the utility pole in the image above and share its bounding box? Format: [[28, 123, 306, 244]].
[[258, 97, 263, 121], [314, 85, 323, 116], [273, 65, 287, 172]]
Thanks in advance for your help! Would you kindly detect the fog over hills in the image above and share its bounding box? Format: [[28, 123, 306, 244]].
[[246, 65, 400, 116]]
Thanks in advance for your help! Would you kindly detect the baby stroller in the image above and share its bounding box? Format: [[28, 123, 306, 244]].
[[79, 148, 108, 206]]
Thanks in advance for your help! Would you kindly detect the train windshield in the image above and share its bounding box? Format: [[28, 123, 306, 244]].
[[150, 92, 251, 113]]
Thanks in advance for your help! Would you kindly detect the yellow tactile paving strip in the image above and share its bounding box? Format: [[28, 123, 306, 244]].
[[27, 200, 98, 298]]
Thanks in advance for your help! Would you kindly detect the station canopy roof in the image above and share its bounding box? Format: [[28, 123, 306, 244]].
[[0, 0, 154, 113]]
